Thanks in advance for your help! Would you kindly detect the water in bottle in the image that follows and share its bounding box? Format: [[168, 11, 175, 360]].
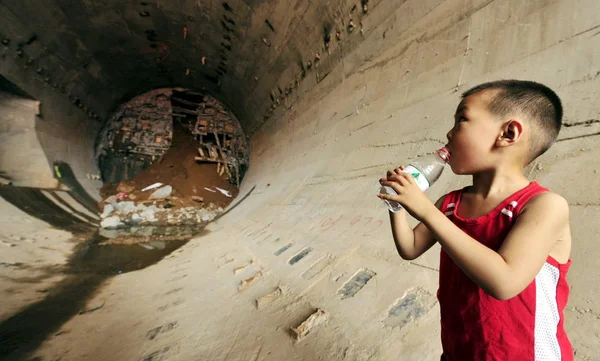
[[379, 147, 450, 212]]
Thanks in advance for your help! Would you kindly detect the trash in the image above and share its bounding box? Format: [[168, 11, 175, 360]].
[[183, 26, 188, 39], [201, 56, 206, 65], [204, 187, 216, 193], [139, 243, 154, 250], [118, 270, 123, 274], [215, 187, 232, 197], [116, 192, 127, 200], [149, 185, 173, 199], [191, 196, 204, 202], [142, 182, 163, 192], [163, 203, 174, 209]]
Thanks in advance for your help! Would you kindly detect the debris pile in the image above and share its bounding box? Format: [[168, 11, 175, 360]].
[[97, 128, 237, 229], [99, 195, 224, 229], [95, 89, 248, 229]]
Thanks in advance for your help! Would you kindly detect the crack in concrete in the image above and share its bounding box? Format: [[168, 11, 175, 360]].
[[556, 131, 600, 143], [349, 120, 375, 134], [563, 119, 600, 127]]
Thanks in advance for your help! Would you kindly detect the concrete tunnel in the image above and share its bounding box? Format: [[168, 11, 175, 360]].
[[1, 0, 599, 360]]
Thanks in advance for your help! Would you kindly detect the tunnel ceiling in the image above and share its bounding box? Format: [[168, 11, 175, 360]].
[[0, 0, 367, 134]]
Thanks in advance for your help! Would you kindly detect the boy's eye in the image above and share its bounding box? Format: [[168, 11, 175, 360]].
[[459, 116, 467, 122]]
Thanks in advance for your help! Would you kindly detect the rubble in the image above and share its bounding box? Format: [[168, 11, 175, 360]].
[[99, 193, 223, 229], [149, 185, 173, 199], [101, 204, 114, 218], [95, 90, 244, 229], [101, 216, 124, 229]]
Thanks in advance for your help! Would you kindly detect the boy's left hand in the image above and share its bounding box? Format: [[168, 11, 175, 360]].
[[378, 169, 436, 220]]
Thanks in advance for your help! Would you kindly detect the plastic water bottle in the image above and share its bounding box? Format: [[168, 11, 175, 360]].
[[379, 147, 450, 212]]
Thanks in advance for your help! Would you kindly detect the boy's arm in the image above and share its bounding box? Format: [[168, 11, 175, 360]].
[[389, 196, 445, 260], [421, 192, 569, 300]]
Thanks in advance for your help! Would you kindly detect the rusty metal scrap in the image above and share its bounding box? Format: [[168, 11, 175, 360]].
[[190, 95, 248, 187], [102, 89, 174, 157]]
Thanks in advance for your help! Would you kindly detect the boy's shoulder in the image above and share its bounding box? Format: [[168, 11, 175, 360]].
[[521, 190, 569, 217]]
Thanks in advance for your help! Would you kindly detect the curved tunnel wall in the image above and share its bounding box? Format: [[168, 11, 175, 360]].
[[1, 0, 600, 359]]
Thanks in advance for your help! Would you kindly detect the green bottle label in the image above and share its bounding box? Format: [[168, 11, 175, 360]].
[[404, 165, 430, 191]]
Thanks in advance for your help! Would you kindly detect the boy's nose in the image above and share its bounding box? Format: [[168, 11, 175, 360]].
[[446, 129, 452, 141]]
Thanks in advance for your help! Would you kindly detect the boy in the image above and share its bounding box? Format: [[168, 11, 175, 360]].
[[377, 80, 573, 361]]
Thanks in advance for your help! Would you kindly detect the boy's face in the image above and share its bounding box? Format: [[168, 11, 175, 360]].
[[445, 91, 503, 175]]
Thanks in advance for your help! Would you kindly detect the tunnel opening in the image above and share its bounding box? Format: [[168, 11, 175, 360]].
[[95, 88, 249, 230]]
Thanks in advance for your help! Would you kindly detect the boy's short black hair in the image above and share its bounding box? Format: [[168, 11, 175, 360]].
[[462, 80, 563, 163]]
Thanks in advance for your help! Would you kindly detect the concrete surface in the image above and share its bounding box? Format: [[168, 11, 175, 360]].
[[0, 90, 57, 188], [1, 0, 600, 360]]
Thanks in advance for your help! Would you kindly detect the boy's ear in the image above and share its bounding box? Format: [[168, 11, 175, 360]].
[[496, 120, 523, 147]]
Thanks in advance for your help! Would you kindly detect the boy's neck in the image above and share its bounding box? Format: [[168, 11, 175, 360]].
[[470, 166, 530, 199]]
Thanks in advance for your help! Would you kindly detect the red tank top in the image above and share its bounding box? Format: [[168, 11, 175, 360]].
[[438, 182, 573, 361]]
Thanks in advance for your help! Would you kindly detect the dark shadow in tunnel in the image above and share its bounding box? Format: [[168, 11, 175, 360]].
[[52, 161, 100, 215], [0, 228, 194, 361], [0, 186, 94, 233], [0, 75, 34, 100], [0, 273, 105, 361]]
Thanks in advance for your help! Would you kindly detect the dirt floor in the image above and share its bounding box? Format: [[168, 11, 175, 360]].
[[0, 197, 78, 323], [100, 125, 239, 211]]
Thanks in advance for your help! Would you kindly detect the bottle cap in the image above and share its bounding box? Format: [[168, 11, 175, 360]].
[[438, 147, 450, 162]]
